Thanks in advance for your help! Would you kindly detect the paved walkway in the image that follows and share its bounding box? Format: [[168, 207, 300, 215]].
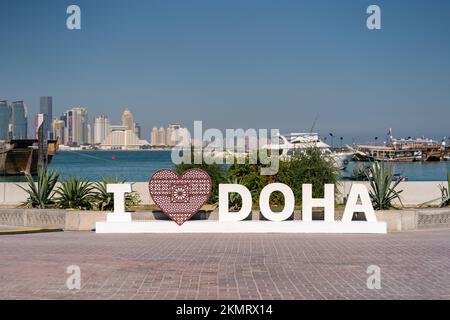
[[0, 225, 28, 231], [0, 230, 449, 299]]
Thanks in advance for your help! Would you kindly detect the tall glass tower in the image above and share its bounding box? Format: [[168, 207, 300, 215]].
[[0, 100, 10, 140], [40, 96, 53, 139], [11, 101, 28, 139]]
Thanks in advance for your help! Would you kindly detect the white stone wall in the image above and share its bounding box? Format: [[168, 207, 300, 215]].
[[339, 181, 446, 206], [0, 181, 446, 206]]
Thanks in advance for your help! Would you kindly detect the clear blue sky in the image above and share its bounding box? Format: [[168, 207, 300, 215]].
[[1, 0, 449, 142]]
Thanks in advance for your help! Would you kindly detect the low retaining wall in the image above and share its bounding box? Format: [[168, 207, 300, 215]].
[[1, 208, 449, 232], [0, 209, 106, 231], [0, 181, 447, 206], [0, 182, 153, 206], [339, 181, 446, 206], [417, 209, 450, 229]]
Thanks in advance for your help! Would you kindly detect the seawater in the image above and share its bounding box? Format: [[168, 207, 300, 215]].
[[1, 151, 449, 182]]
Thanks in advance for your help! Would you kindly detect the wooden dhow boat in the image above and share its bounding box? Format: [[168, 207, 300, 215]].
[[353, 137, 445, 162], [0, 139, 59, 176]]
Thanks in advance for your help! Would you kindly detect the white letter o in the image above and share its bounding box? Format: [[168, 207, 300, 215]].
[[259, 183, 295, 221]]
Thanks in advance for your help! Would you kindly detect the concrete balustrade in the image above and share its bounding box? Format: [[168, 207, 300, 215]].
[[339, 181, 446, 206], [0, 180, 448, 233], [0, 181, 446, 206], [0, 207, 449, 232]]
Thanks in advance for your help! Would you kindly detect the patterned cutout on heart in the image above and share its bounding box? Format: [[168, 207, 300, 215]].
[[148, 169, 212, 226]]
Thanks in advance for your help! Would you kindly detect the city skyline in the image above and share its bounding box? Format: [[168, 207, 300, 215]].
[[1, 0, 449, 141], [1, 94, 450, 146]]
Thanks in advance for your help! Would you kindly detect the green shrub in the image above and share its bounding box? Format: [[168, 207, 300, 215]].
[[93, 177, 141, 211], [439, 170, 450, 207], [226, 177, 243, 211], [54, 177, 95, 210], [277, 148, 339, 204], [229, 155, 273, 204], [366, 161, 403, 210], [18, 166, 59, 209], [229, 147, 339, 206], [350, 163, 371, 181], [175, 161, 228, 205]]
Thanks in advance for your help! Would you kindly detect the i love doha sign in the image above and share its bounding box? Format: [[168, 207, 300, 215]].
[[96, 169, 387, 234]]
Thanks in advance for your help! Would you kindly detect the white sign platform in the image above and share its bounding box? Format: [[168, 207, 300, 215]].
[[96, 220, 387, 234]]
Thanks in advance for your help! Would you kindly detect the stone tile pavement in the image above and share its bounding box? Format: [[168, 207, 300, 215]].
[[0, 225, 28, 231], [0, 230, 449, 299]]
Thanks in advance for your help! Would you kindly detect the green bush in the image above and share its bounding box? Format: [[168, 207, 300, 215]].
[[18, 166, 59, 209], [350, 163, 371, 181], [229, 147, 339, 206], [54, 177, 95, 210], [229, 154, 274, 204], [175, 162, 228, 204], [366, 161, 403, 210], [226, 177, 244, 211], [277, 148, 339, 204], [19, 170, 141, 211], [92, 177, 141, 211], [439, 170, 450, 207]]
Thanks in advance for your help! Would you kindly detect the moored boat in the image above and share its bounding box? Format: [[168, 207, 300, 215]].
[[354, 137, 445, 162], [262, 133, 354, 170], [0, 139, 59, 176]]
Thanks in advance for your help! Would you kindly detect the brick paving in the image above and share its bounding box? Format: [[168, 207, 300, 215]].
[[0, 230, 449, 300]]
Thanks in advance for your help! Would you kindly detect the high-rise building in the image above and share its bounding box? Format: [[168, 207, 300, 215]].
[[176, 127, 191, 147], [121, 108, 135, 131], [34, 113, 45, 139], [64, 107, 88, 146], [166, 123, 181, 146], [52, 119, 65, 143], [93, 115, 111, 144], [87, 124, 92, 145], [135, 123, 141, 139], [158, 127, 166, 146], [11, 101, 28, 139], [151, 127, 159, 146], [0, 100, 10, 140], [40, 96, 53, 139], [100, 125, 149, 150], [59, 112, 68, 145], [166, 127, 174, 146]]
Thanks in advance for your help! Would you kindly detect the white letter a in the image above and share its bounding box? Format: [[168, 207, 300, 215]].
[[366, 5, 381, 30], [66, 5, 81, 30]]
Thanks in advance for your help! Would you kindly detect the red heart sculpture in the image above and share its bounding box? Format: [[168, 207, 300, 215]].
[[149, 169, 212, 225]]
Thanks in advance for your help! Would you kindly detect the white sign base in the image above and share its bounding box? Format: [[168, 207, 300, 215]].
[[96, 220, 387, 234]]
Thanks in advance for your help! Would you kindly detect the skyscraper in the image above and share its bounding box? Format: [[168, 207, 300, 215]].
[[11, 101, 28, 139], [121, 108, 135, 131], [34, 113, 45, 139], [0, 100, 10, 140], [166, 124, 181, 146], [59, 112, 68, 145], [135, 123, 141, 139], [87, 124, 92, 145], [158, 127, 166, 146], [101, 125, 149, 150], [40, 96, 53, 139], [65, 107, 88, 145], [52, 119, 65, 143], [151, 127, 159, 146], [93, 115, 111, 144]]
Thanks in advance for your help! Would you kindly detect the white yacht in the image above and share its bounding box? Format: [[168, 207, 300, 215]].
[[262, 133, 354, 170]]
